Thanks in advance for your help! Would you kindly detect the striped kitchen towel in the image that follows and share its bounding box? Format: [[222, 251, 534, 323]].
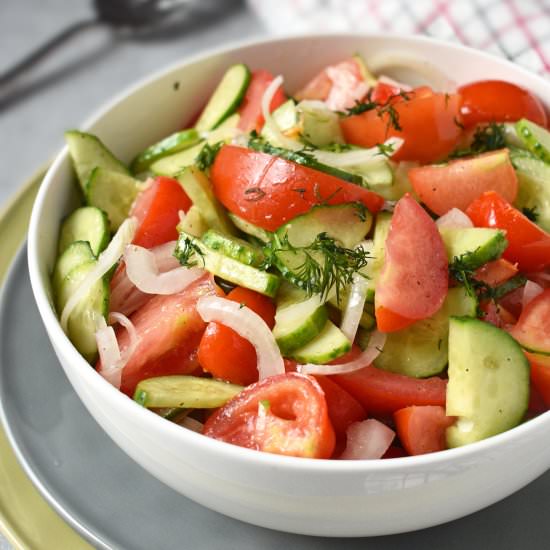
[[248, 0, 550, 75]]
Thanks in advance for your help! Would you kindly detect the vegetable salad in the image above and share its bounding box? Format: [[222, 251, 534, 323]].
[[54, 54, 550, 460]]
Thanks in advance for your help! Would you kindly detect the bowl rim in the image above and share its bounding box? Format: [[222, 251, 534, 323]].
[[27, 31, 550, 474]]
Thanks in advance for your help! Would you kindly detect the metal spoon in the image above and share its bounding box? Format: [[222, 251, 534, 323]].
[[0, 0, 221, 87]]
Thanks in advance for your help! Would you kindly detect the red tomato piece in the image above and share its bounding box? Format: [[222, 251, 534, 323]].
[[340, 93, 463, 163], [198, 287, 276, 386], [99, 274, 222, 396], [394, 406, 455, 456], [508, 289, 550, 355], [474, 258, 518, 286], [332, 367, 447, 416], [466, 191, 550, 272], [238, 69, 286, 134], [409, 149, 518, 216], [371, 81, 401, 104], [203, 372, 335, 458], [375, 306, 416, 333], [527, 352, 550, 409], [382, 445, 407, 459], [131, 176, 192, 249], [210, 145, 384, 231], [459, 80, 548, 128], [375, 194, 448, 330], [314, 375, 367, 438]]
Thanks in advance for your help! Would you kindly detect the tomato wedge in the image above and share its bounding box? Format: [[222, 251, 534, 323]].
[[459, 80, 548, 128], [131, 176, 192, 249], [100, 274, 222, 396], [238, 69, 286, 133], [340, 93, 463, 163], [526, 352, 550, 408], [203, 372, 335, 458], [474, 258, 518, 286], [466, 191, 550, 272], [210, 145, 384, 231], [375, 194, 448, 331], [394, 406, 455, 456], [332, 366, 447, 416], [409, 149, 518, 216], [198, 287, 276, 386], [508, 289, 550, 355]]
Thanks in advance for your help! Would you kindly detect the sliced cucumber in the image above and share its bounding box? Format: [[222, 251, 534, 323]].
[[175, 232, 280, 297], [65, 130, 129, 190], [52, 241, 95, 296], [86, 167, 144, 230], [297, 100, 344, 147], [177, 205, 209, 238], [228, 213, 272, 243], [261, 99, 300, 147], [354, 159, 394, 190], [364, 212, 392, 302], [276, 203, 372, 249], [440, 227, 507, 269], [201, 229, 264, 267], [446, 317, 529, 447], [327, 297, 376, 331], [374, 286, 477, 378], [177, 167, 236, 235], [56, 261, 109, 363], [195, 64, 251, 132], [58, 206, 110, 256], [511, 148, 550, 232], [515, 118, 550, 164], [289, 320, 351, 364], [134, 375, 243, 409], [131, 128, 201, 174], [273, 294, 328, 355]]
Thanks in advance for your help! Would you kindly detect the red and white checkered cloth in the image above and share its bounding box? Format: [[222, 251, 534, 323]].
[[249, 0, 550, 75]]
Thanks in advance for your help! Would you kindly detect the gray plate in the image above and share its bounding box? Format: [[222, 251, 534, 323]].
[[1, 246, 550, 550]]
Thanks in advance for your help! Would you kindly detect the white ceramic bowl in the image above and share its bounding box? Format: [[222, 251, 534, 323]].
[[28, 34, 550, 537]]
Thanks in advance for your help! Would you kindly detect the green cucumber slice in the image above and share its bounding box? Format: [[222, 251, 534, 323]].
[[58, 206, 110, 256], [56, 261, 109, 363], [289, 320, 351, 364], [131, 128, 201, 174], [261, 99, 300, 147], [327, 300, 376, 331], [201, 229, 264, 267], [446, 317, 529, 447], [511, 148, 550, 232], [52, 241, 95, 296], [177, 205, 209, 238], [374, 286, 477, 378], [65, 130, 129, 190], [440, 227, 507, 269], [134, 375, 243, 409], [86, 167, 144, 230], [516, 118, 550, 164], [273, 294, 328, 355], [195, 64, 251, 132], [364, 212, 392, 302], [297, 100, 344, 147], [175, 232, 280, 297], [176, 167, 236, 236], [228, 213, 272, 243]]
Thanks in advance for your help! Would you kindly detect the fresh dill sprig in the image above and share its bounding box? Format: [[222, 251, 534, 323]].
[[195, 141, 223, 171], [174, 236, 205, 268], [449, 122, 507, 159], [344, 99, 378, 116], [262, 232, 371, 301], [522, 205, 539, 222]]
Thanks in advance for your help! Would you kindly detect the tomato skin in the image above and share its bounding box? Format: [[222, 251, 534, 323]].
[[375, 194, 448, 328], [374, 306, 416, 333], [527, 352, 550, 408], [210, 145, 384, 231], [340, 93, 463, 163], [466, 191, 550, 272], [409, 149, 518, 216], [474, 258, 518, 286], [333, 367, 447, 416], [238, 69, 286, 134], [394, 406, 454, 456], [100, 275, 222, 396], [203, 372, 335, 459], [130, 176, 192, 249], [509, 289, 550, 354], [459, 80, 548, 128], [198, 287, 276, 386]]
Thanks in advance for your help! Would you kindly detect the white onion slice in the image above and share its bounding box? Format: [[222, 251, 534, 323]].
[[261, 75, 302, 151], [124, 244, 204, 295], [340, 274, 369, 342], [298, 330, 386, 375], [61, 217, 137, 331], [179, 416, 204, 433], [95, 316, 122, 387], [522, 280, 544, 308], [312, 137, 403, 167], [340, 419, 395, 460], [196, 296, 284, 380], [109, 312, 139, 367], [325, 65, 370, 111], [436, 208, 473, 229], [151, 240, 181, 272]]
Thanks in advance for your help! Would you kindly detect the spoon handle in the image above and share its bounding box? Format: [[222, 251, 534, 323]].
[[0, 18, 102, 87]]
